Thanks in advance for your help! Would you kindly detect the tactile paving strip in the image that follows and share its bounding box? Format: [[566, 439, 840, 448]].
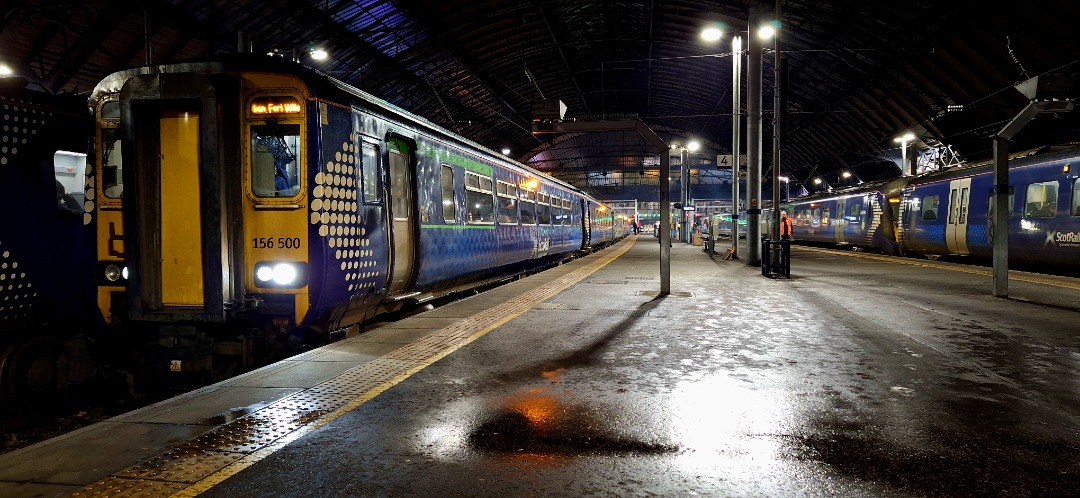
[[74, 238, 635, 498], [70, 477, 187, 497], [113, 449, 244, 483]]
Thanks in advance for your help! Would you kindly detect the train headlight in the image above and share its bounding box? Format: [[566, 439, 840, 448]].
[[104, 264, 122, 282], [105, 264, 129, 282], [253, 262, 307, 288]]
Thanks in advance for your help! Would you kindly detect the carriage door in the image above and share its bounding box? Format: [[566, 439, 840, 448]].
[[387, 138, 416, 294], [945, 178, 972, 254], [834, 199, 846, 244], [582, 200, 592, 247]]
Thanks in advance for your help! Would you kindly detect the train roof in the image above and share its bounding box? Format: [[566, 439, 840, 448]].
[[88, 54, 594, 203]]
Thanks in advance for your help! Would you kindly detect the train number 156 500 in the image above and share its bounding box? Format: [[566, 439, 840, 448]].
[[252, 237, 302, 249]]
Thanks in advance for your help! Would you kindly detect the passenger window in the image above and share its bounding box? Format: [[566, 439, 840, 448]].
[[1024, 181, 1058, 218], [848, 203, 860, 220], [361, 142, 381, 203], [921, 195, 939, 221], [440, 165, 456, 223], [537, 193, 551, 225], [987, 188, 1015, 219], [465, 172, 494, 224], [520, 187, 536, 225], [1073, 178, 1080, 216], [496, 181, 519, 224], [54, 151, 87, 213]]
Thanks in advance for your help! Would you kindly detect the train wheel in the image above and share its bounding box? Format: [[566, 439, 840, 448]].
[[0, 337, 70, 414]]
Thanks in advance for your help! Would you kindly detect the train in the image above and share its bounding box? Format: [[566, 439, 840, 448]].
[[84, 54, 628, 386], [776, 146, 1080, 274], [0, 78, 98, 412]]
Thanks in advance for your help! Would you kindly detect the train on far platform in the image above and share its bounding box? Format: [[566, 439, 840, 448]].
[[776, 146, 1080, 274], [0, 78, 98, 412], [86, 54, 628, 386]]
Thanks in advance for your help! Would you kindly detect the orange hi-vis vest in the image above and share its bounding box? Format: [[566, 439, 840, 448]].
[[780, 216, 793, 236]]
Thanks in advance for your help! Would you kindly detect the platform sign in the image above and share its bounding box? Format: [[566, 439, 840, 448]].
[[717, 154, 747, 168], [682, 205, 696, 212]]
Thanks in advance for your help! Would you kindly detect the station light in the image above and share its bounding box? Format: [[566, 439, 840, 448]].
[[701, 26, 723, 42], [0, 64, 12, 77]]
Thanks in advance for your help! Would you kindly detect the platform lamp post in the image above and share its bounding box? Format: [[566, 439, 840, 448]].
[[894, 132, 915, 176], [701, 25, 743, 257]]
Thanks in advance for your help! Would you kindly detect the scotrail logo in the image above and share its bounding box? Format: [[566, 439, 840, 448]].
[[1047, 230, 1080, 247]]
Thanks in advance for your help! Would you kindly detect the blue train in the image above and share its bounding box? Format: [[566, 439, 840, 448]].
[[0, 78, 97, 411], [779, 147, 1080, 274], [86, 55, 626, 380]]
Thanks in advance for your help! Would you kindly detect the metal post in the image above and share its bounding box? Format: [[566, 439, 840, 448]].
[[681, 148, 690, 242], [992, 137, 1009, 297], [660, 141, 671, 294], [770, 0, 783, 242], [747, 7, 762, 266], [731, 35, 742, 258]]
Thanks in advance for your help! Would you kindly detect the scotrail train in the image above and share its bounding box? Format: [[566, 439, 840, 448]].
[[0, 78, 97, 412], [84, 54, 627, 388], [777, 146, 1080, 274]]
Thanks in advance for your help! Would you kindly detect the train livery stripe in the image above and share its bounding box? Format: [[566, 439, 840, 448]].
[[798, 246, 1080, 291], [68, 238, 633, 498]]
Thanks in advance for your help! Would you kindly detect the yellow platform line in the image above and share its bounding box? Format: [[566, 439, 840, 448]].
[[798, 246, 1080, 291], [68, 239, 635, 498]]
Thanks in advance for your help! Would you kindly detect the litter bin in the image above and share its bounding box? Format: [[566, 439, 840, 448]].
[[761, 238, 791, 278]]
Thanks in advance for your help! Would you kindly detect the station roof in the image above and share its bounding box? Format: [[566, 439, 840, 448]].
[[2, 0, 1078, 193]]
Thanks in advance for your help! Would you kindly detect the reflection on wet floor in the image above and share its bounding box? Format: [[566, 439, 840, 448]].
[[467, 388, 678, 457]]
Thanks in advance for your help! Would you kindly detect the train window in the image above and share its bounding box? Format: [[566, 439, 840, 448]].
[[520, 187, 536, 225], [1024, 181, 1058, 218], [441, 165, 456, 223], [537, 193, 551, 225], [986, 189, 1015, 219], [947, 189, 959, 223], [464, 171, 493, 224], [496, 180, 519, 224], [1073, 179, 1080, 216], [921, 195, 939, 221], [101, 101, 121, 119], [361, 142, 381, 203], [848, 203, 860, 221], [250, 122, 301, 197], [100, 126, 124, 199]]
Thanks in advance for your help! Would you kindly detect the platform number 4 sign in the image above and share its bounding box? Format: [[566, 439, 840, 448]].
[[716, 154, 746, 169]]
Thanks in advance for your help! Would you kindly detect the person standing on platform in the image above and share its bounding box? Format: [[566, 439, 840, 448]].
[[779, 211, 793, 240]]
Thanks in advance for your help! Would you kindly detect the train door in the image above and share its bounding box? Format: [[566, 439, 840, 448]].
[[946, 178, 972, 254], [158, 108, 204, 307], [834, 198, 847, 244], [386, 137, 416, 294], [119, 73, 235, 322], [582, 200, 592, 247]]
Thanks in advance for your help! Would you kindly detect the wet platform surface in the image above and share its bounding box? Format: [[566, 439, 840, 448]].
[[2, 235, 1079, 497]]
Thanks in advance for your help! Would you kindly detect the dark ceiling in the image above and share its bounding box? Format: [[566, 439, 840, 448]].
[[3, 0, 1079, 193]]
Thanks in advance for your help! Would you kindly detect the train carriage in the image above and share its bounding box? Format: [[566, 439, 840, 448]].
[[899, 148, 1080, 270], [87, 55, 606, 377], [0, 79, 97, 411], [780, 186, 899, 254]]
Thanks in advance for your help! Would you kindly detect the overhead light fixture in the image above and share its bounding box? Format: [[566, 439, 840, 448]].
[[310, 48, 328, 61], [0, 64, 12, 77], [701, 26, 723, 42], [501, 147, 511, 155], [687, 140, 701, 152]]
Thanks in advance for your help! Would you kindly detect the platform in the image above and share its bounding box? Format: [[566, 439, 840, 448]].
[[1, 235, 1078, 497]]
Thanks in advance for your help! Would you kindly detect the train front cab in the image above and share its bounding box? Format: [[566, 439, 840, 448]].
[[92, 68, 332, 376]]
